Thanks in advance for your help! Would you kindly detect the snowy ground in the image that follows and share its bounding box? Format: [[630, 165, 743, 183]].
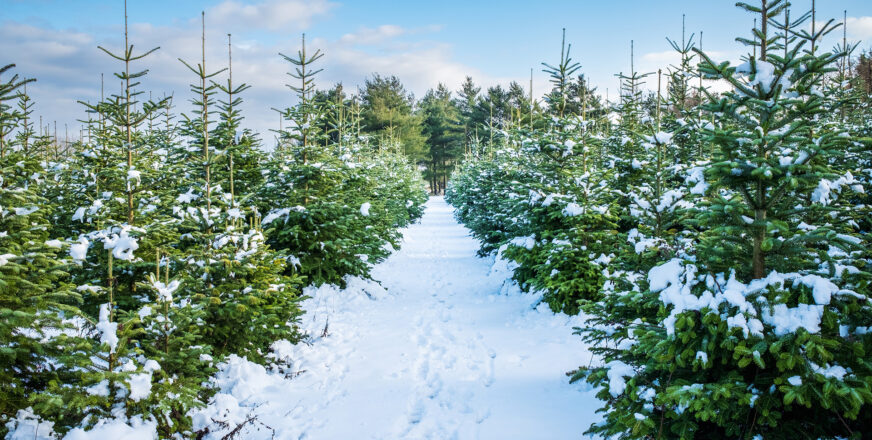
[[194, 196, 602, 439]]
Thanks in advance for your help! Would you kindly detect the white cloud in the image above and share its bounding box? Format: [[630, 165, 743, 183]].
[[810, 16, 871, 49], [208, 0, 336, 32], [340, 25, 407, 45], [323, 41, 479, 94], [846, 16, 872, 41], [338, 24, 445, 47]]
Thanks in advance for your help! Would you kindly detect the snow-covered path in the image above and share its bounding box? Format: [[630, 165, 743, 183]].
[[195, 197, 601, 439]]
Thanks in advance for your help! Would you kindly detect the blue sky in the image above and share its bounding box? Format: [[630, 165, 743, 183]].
[[2, 0, 871, 140]]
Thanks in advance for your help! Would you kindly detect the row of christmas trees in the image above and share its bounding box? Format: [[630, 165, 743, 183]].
[[0, 9, 427, 439], [448, 1, 872, 438]]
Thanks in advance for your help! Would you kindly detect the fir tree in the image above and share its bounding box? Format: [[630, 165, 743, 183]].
[[420, 84, 463, 194], [455, 76, 481, 154], [0, 64, 33, 158], [542, 29, 581, 118], [359, 74, 426, 161], [575, 2, 872, 438], [0, 67, 82, 435], [173, 12, 304, 364]]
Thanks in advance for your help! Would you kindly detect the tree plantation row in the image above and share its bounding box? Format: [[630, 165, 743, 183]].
[[448, 1, 872, 439], [0, 6, 431, 439]]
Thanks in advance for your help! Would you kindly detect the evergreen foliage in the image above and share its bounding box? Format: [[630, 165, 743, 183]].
[[419, 84, 463, 194], [1, 11, 426, 438], [259, 35, 428, 287], [0, 135, 81, 429], [446, 2, 872, 438], [3, 1, 872, 437], [360, 74, 427, 162]]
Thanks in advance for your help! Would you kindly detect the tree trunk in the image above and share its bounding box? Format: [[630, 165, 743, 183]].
[[441, 159, 447, 195], [752, 207, 766, 279]]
